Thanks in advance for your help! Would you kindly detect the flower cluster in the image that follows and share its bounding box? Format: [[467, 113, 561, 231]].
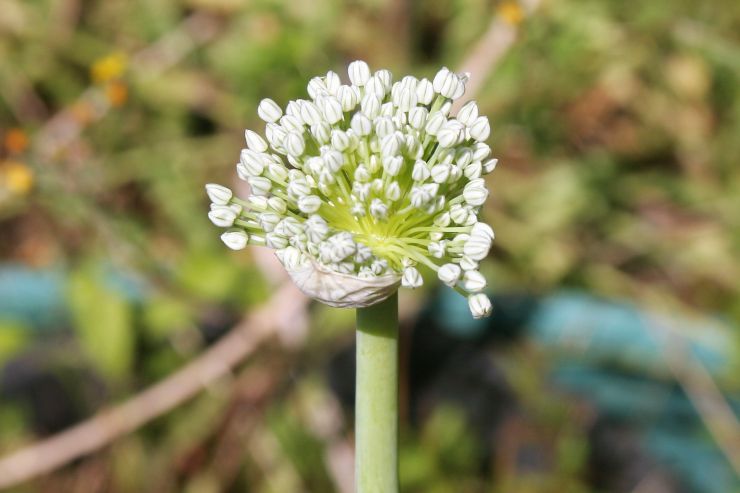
[[207, 61, 497, 317]]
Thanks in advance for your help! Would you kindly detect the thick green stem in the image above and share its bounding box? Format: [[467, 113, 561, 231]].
[[355, 292, 399, 493]]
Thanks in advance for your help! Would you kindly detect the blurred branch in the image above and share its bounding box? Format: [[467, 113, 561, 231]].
[[453, 0, 542, 112], [651, 315, 740, 476], [0, 282, 308, 490]]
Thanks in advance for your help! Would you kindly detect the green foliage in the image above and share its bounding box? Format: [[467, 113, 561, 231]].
[[67, 263, 135, 381]]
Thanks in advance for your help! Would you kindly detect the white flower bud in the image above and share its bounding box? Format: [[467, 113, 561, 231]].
[[304, 214, 328, 238], [329, 233, 356, 262], [259, 212, 281, 232], [463, 235, 491, 260], [337, 85, 359, 112], [311, 122, 331, 144], [205, 184, 232, 205], [286, 100, 301, 117], [450, 204, 470, 225], [247, 176, 272, 196], [432, 67, 455, 97], [437, 263, 461, 287], [266, 232, 289, 249], [285, 131, 306, 157], [464, 161, 482, 180], [482, 158, 498, 174], [462, 270, 486, 292], [221, 229, 248, 250], [434, 212, 451, 227], [307, 77, 327, 99], [287, 177, 311, 199], [456, 101, 479, 127], [325, 71, 341, 94], [265, 123, 286, 150], [381, 133, 401, 157], [472, 142, 491, 161], [208, 205, 238, 227], [409, 185, 431, 208], [280, 114, 303, 133], [412, 160, 430, 181], [276, 246, 302, 269], [396, 86, 417, 112], [375, 117, 395, 138], [469, 116, 491, 141], [370, 198, 388, 220], [416, 78, 434, 105], [353, 165, 370, 183], [402, 266, 423, 288], [385, 181, 401, 201], [425, 112, 446, 135], [257, 98, 282, 123], [383, 156, 403, 176], [361, 94, 381, 119], [267, 160, 288, 182], [471, 222, 495, 241], [371, 259, 388, 275], [248, 195, 268, 209], [267, 196, 287, 214], [298, 194, 322, 214], [331, 129, 350, 151], [375, 69, 393, 91], [351, 202, 366, 217], [463, 179, 489, 206], [245, 130, 268, 152], [456, 148, 473, 167], [460, 255, 479, 271], [422, 182, 439, 197], [351, 113, 372, 136], [447, 164, 462, 184], [240, 149, 265, 176], [365, 76, 386, 99], [319, 151, 340, 174], [236, 162, 249, 181], [280, 217, 305, 236], [367, 154, 381, 174], [408, 107, 428, 130], [437, 120, 465, 148], [348, 60, 371, 86], [468, 293, 492, 318], [353, 182, 371, 201], [431, 163, 451, 184], [381, 102, 395, 117], [320, 96, 343, 124], [355, 244, 373, 263], [427, 241, 446, 258]]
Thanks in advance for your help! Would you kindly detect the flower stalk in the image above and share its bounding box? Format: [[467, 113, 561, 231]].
[[355, 291, 399, 493]]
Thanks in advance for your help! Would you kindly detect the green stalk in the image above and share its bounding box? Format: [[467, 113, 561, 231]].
[[355, 291, 399, 493]]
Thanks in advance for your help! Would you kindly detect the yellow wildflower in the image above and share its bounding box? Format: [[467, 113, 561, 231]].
[[1, 161, 34, 195], [91, 52, 127, 83], [497, 1, 524, 26]]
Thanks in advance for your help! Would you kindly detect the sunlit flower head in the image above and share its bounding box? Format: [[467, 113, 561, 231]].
[[207, 61, 497, 317]]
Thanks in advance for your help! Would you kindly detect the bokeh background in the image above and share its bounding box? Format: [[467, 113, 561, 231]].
[[1, 0, 739, 491]]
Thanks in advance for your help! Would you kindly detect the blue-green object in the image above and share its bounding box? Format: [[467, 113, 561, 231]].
[[0, 263, 147, 332], [0, 265, 68, 331]]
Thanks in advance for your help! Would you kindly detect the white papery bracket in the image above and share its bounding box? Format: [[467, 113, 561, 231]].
[[281, 257, 400, 308]]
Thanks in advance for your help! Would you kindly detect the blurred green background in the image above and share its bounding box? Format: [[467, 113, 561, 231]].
[[1, 0, 739, 491]]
